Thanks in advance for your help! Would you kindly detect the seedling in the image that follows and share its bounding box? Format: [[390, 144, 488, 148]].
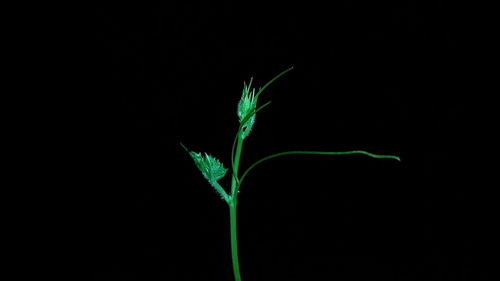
[[181, 66, 400, 281]]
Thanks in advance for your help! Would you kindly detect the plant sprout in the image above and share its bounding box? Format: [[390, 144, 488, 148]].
[[181, 66, 400, 281]]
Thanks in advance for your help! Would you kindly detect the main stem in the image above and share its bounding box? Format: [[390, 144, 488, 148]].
[[229, 134, 244, 281], [229, 201, 241, 281]]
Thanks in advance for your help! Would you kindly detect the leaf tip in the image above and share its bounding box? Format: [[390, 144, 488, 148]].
[[179, 142, 189, 152]]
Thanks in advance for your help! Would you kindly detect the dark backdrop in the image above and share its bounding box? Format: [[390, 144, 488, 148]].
[[84, 1, 488, 280]]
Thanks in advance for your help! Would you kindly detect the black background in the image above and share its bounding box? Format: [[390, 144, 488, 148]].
[[84, 1, 489, 280]]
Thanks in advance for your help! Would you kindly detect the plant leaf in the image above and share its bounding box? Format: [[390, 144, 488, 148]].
[[181, 143, 229, 202], [189, 151, 228, 184], [237, 78, 257, 138]]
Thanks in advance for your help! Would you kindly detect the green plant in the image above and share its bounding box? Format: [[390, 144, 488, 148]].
[[181, 66, 400, 281]]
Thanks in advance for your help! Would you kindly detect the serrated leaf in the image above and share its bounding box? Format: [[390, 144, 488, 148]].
[[181, 144, 229, 202], [237, 78, 257, 138]]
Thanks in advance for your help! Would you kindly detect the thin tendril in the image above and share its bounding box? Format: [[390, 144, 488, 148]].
[[255, 66, 294, 101], [236, 150, 400, 191]]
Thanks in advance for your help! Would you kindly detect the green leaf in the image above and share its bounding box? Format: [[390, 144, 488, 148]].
[[181, 143, 230, 202], [237, 78, 257, 138]]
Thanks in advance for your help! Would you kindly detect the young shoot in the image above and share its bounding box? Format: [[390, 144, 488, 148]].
[[181, 66, 399, 281]]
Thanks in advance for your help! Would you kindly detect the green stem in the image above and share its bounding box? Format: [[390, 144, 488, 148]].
[[229, 201, 241, 281], [231, 134, 244, 196], [229, 133, 244, 281]]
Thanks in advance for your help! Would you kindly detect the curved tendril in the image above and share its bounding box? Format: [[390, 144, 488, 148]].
[[255, 66, 294, 101], [236, 150, 400, 192]]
